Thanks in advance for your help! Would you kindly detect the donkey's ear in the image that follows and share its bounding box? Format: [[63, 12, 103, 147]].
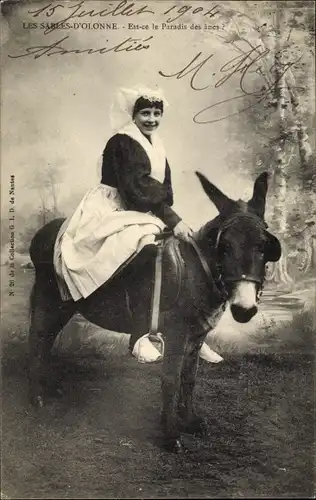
[[196, 171, 232, 214], [248, 171, 270, 218]]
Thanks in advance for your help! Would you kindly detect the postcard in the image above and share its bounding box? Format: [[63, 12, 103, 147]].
[[1, 1, 315, 498]]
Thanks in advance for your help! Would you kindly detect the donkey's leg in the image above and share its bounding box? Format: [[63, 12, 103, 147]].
[[178, 335, 208, 435], [161, 322, 188, 452], [28, 276, 74, 407]]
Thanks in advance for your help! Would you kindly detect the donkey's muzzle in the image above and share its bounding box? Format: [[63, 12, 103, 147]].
[[230, 304, 258, 323]]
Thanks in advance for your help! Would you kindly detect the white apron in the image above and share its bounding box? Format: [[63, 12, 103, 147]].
[[54, 125, 167, 302], [54, 185, 165, 301]]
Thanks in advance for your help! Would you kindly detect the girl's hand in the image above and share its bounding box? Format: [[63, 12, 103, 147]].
[[173, 221, 194, 242]]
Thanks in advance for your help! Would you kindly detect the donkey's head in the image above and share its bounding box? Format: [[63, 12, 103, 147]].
[[196, 171, 281, 323]]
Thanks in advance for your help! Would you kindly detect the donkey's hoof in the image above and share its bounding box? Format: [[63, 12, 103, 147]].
[[164, 437, 185, 454]]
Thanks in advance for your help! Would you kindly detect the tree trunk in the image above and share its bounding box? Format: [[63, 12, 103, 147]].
[[286, 72, 315, 232], [238, 2, 314, 286], [271, 2, 293, 287], [311, 235, 316, 270], [286, 69, 313, 168]]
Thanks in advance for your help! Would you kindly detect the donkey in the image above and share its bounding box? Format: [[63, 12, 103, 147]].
[[28, 171, 281, 452]]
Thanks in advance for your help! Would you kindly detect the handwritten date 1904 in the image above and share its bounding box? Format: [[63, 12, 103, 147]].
[[28, 1, 220, 34], [163, 4, 219, 23]]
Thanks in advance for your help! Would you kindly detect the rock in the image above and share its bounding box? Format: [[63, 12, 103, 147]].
[[54, 314, 129, 357], [21, 261, 34, 269]]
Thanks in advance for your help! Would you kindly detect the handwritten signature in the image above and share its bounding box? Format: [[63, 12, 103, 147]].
[[159, 46, 301, 124], [8, 35, 153, 59]]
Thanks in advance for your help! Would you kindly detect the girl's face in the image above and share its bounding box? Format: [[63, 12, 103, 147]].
[[133, 107, 163, 136]]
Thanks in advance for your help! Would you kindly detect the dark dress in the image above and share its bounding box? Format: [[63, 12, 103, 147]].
[[101, 133, 181, 229], [58, 132, 182, 301]]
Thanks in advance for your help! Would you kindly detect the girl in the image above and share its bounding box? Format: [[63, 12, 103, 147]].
[[57, 86, 223, 364]]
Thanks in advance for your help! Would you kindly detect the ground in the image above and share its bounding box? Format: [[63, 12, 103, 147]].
[[1, 267, 315, 499]]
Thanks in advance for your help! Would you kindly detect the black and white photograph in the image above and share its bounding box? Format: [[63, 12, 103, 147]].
[[1, 0, 315, 497]]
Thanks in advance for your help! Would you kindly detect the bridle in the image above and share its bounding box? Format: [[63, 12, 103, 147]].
[[193, 213, 267, 303]]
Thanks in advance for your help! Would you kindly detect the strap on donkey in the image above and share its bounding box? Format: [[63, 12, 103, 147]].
[[146, 229, 174, 357]]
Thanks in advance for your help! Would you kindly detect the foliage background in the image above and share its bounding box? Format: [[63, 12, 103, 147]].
[[1, 0, 315, 278]]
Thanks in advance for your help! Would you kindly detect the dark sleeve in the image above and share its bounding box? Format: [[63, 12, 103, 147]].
[[102, 134, 181, 229]]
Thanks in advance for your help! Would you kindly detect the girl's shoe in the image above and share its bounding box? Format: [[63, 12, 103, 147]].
[[131, 334, 223, 364]]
